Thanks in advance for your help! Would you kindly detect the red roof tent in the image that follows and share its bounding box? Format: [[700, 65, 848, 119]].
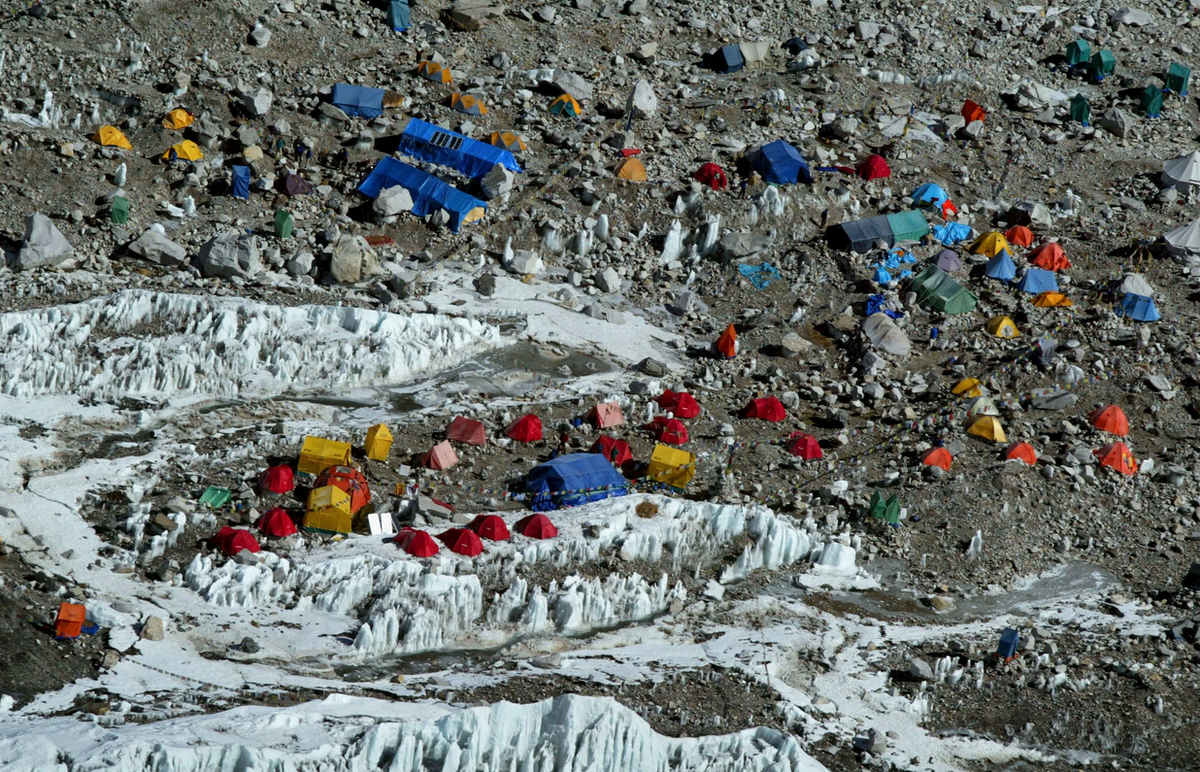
[[506, 414, 543, 442], [212, 527, 261, 556], [961, 99, 986, 123], [1004, 442, 1038, 465], [259, 465, 294, 494], [856, 154, 891, 181], [921, 446, 952, 470], [1004, 225, 1034, 248], [743, 396, 786, 421], [716, 324, 737, 359], [647, 416, 689, 445], [694, 162, 728, 190], [785, 432, 823, 460], [1088, 404, 1129, 436], [439, 527, 484, 556], [656, 389, 701, 419], [588, 402, 625, 429], [1095, 441, 1137, 475], [446, 416, 487, 446], [256, 507, 298, 538], [315, 466, 371, 512], [590, 435, 633, 467], [515, 513, 558, 539], [1028, 242, 1071, 272], [396, 527, 439, 557], [468, 514, 510, 541]]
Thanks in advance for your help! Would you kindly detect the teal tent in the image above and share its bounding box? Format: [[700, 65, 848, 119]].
[[1068, 94, 1090, 125], [1065, 39, 1090, 66], [1166, 62, 1191, 95], [111, 195, 129, 224], [886, 210, 930, 243], [274, 209, 294, 239], [1141, 85, 1164, 118], [908, 265, 978, 314], [1090, 49, 1116, 81]]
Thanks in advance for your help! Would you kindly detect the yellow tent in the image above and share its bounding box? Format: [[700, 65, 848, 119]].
[[162, 140, 203, 162], [450, 93, 488, 115], [417, 60, 452, 83], [549, 94, 582, 117], [646, 443, 695, 489], [162, 109, 194, 130], [985, 315, 1020, 339], [951, 378, 983, 398], [615, 157, 647, 182], [1032, 291, 1073, 308], [968, 232, 1009, 257], [93, 125, 132, 151], [364, 423, 393, 461], [491, 131, 526, 152], [298, 436, 352, 475], [304, 485, 352, 534], [966, 415, 1006, 443]]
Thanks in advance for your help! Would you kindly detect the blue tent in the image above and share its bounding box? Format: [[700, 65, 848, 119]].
[[398, 118, 521, 179], [1015, 268, 1058, 294], [526, 453, 629, 511], [750, 140, 812, 184], [231, 165, 250, 200], [387, 0, 410, 31], [358, 157, 487, 232], [933, 221, 972, 245], [912, 183, 950, 209], [331, 83, 386, 119], [712, 45, 744, 73], [1119, 293, 1160, 321], [872, 266, 893, 284], [984, 250, 1016, 281]]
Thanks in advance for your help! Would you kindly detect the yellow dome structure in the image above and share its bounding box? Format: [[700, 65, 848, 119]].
[[615, 157, 647, 181], [162, 109, 194, 130], [92, 125, 132, 150], [966, 415, 1006, 443], [951, 377, 983, 398], [968, 231, 1010, 257], [985, 315, 1020, 339]]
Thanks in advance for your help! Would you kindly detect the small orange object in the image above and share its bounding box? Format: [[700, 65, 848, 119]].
[[961, 99, 986, 123], [1088, 405, 1129, 437], [1004, 442, 1038, 465], [921, 446, 953, 471], [1095, 441, 1137, 475], [1004, 225, 1034, 247], [54, 603, 86, 639], [716, 324, 737, 359]]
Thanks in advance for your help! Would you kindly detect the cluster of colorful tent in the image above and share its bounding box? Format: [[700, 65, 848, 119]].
[[394, 512, 559, 558]]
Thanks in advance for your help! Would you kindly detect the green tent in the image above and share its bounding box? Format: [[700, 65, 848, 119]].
[[1090, 49, 1115, 80], [110, 195, 129, 225], [274, 208, 294, 239], [1166, 62, 1191, 95], [868, 491, 901, 524], [886, 210, 930, 243], [1068, 94, 1091, 125], [909, 265, 978, 315], [1141, 85, 1164, 117], [1065, 39, 1090, 66], [199, 486, 232, 509]]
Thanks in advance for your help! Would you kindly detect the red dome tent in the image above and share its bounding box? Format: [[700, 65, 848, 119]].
[[212, 527, 261, 556], [1095, 441, 1137, 475], [259, 465, 294, 494], [693, 162, 729, 190], [1004, 225, 1034, 248], [515, 513, 558, 539], [742, 396, 786, 421], [590, 435, 633, 467], [1088, 404, 1129, 436], [656, 389, 701, 419], [716, 324, 737, 359], [1028, 242, 1071, 272], [785, 432, 823, 460], [468, 514, 511, 541], [315, 466, 371, 512], [256, 507, 298, 538], [439, 527, 484, 556], [446, 416, 487, 446], [921, 446, 953, 470], [505, 414, 543, 443], [856, 154, 891, 181], [395, 527, 439, 557], [647, 416, 689, 445], [1004, 442, 1039, 465]]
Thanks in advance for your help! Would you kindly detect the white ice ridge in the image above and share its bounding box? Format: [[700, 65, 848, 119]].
[[0, 290, 503, 399], [0, 694, 830, 772]]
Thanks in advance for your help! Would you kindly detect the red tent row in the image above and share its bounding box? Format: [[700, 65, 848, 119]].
[[212, 527, 260, 556], [259, 465, 294, 494], [742, 396, 786, 422], [256, 507, 298, 538], [591, 435, 633, 466], [396, 527, 439, 557], [446, 416, 487, 446], [506, 414, 543, 442], [647, 416, 689, 445], [656, 389, 701, 419]]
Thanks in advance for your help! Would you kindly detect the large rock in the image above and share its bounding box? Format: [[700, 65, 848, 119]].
[[552, 69, 593, 101], [14, 213, 74, 270], [242, 88, 273, 117], [627, 80, 657, 118], [374, 185, 414, 217], [128, 228, 187, 267], [1110, 7, 1153, 26], [1097, 108, 1134, 138], [720, 232, 773, 259], [448, 0, 504, 30], [478, 164, 514, 200], [199, 232, 262, 278], [140, 615, 165, 641], [329, 236, 381, 283], [285, 250, 314, 277]]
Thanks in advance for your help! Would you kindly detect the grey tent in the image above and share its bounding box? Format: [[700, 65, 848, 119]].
[[861, 313, 911, 356], [830, 214, 893, 253], [935, 249, 962, 272], [908, 265, 978, 314]]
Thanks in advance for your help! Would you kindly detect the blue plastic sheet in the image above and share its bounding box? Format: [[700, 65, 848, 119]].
[[933, 221, 972, 245], [737, 262, 782, 289]]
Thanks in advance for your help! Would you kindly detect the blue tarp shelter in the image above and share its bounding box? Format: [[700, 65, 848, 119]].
[[933, 221, 972, 245], [358, 157, 487, 232], [912, 183, 950, 209], [985, 250, 1016, 281], [231, 165, 250, 200], [872, 266, 892, 284], [331, 83, 386, 119], [387, 0, 410, 31], [750, 140, 812, 184], [1119, 293, 1160, 321], [712, 45, 744, 73], [1015, 268, 1058, 294], [526, 453, 629, 511], [397, 118, 521, 179]]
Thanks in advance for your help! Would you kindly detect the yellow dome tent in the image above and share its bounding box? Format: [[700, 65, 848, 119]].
[[162, 140, 203, 162], [417, 60, 452, 83], [450, 93, 488, 115], [92, 125, 132, 150], [968, 231, 1010, 257], [615, 157, 647, 182], [162, 109, 194, 130], [966, 415, 1006, 443], [951, 377, 983, 398], [646, 443, 695, 490], [491, 131, 526, 152], [549, 94, 582, 117], [1032, 291, 1073, 307], [985, 315, 1020, 339]]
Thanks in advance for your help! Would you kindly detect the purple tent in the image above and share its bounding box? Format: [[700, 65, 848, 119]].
[[283, 174, 313, 196], [935, 249, 962, 272]]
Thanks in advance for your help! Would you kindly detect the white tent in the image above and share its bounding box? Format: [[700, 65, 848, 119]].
[[964, 396, 1000, 417], [1161, 151, 1200, 191], [862, 313, 911, 357], [1164, 218, 1200, 256]]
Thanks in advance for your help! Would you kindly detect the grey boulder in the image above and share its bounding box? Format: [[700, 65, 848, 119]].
[[14, 213, 74, 270], [128, 228, 187, 267], [199, 232, 262, 278]]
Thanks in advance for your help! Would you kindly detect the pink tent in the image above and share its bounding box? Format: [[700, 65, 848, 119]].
[[588, 401, 625, 428], [422, 440, 459, 470]]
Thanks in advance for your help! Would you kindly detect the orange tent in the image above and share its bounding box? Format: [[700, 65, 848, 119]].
[[54, 603, 87, 639], [1095, 441, 1137, 475], [314, 466, 371, 512], [1028, 242, 1071, 271], [961, 99, 986, 123], [1004, 442, 1038, 465], [1004, 225, 1034, 247], [716, 324, 737, 359], [921, 446, 952, 470], [1088, 405, 1129, 436]]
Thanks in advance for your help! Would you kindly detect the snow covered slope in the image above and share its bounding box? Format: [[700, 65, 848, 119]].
[[0, 290, 503, 399]]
